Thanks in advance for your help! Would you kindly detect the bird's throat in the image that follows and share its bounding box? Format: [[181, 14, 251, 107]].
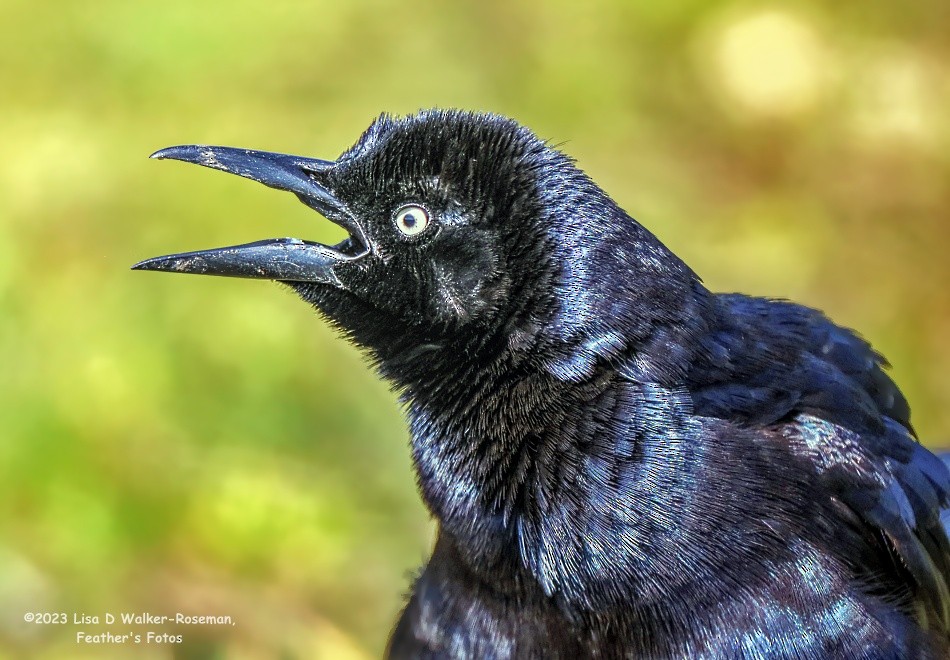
[[405, 363, 706, 608]]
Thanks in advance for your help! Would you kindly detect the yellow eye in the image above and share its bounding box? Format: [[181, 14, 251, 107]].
[[394, 204, 430, 236]]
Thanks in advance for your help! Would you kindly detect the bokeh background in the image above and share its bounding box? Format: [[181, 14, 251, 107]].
[[1, 1, 948, 657]]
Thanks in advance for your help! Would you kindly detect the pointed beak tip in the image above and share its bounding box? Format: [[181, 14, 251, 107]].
[[130, 258, 159, 271], [149, 145, 196, 161], [149, 146, 177, 160]]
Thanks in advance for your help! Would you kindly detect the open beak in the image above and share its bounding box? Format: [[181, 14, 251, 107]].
[[132, 145, 368, 284]]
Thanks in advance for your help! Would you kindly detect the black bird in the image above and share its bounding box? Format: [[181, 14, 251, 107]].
[[135, 110, 950, 659]]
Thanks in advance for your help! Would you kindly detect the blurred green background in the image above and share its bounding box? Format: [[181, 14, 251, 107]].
[[1, 0, 948, 657]]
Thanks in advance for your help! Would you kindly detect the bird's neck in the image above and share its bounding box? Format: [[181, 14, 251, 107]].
[[402, 339, 713, 609]]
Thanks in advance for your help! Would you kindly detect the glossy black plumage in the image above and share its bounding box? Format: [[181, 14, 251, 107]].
[[136, 110, 950, 658]]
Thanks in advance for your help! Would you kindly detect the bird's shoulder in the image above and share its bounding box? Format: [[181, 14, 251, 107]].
[[688, 293, 909, 431]]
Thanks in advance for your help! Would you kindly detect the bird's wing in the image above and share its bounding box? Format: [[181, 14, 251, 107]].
[[780, 412, 950, 630], [689, 294, 950, 631]]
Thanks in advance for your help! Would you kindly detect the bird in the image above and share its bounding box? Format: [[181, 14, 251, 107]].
[[134, 110, 950, 659]]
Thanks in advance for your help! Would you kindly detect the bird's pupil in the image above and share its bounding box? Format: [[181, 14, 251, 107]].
[[403, 213, 416, 228]]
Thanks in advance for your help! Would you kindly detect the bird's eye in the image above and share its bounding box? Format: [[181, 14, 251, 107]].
[[394, 205, 430, 237]]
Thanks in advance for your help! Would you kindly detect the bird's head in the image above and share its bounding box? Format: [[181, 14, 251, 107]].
[[136, 110, 699, 382]]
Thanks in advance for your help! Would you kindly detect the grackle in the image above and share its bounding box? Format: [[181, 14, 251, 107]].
[[134, 110, 950, 659]]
